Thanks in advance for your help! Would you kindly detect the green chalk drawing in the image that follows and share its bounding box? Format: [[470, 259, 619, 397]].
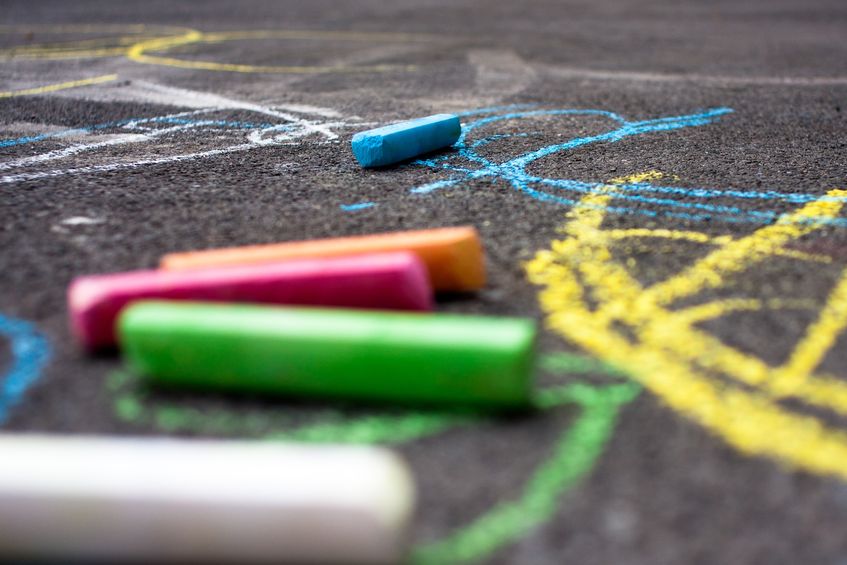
[[108, 370, 472, 443], [412, 382, 638, 564], [106, 352, 641, 564]]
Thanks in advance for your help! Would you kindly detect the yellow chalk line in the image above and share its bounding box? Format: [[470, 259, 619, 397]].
[[675, 297, 819, 325], [125, 29, 419, 73], [0, 25, 194, 59], [774, 271, 847, 389], [527, 171, 847, 479], [604, 229, 831, 263], [640, 193, 847, 308], [0, 36, 170, 60], [0, 74, 118, 99], [199, 30, 437, 43]]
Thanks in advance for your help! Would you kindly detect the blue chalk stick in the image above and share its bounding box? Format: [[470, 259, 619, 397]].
[[351, 114, 461, 168]]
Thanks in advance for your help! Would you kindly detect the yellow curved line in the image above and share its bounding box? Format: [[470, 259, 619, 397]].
[[0, 74, 118, 98], [126, 53, 414, 74], [0, 24, 422, 73], [125, 29, 419, 73], [199, 30, 437, 43], [527, 173, 847, 480], [0, 25, 198, 60]]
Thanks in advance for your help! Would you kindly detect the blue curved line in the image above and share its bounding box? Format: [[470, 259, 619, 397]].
[[0, 314, 51, 426], [626, 107, 733, 127], [538, 179, 847, 204], [500, 176, 786, 221], [500, 108, 731, 170], [400, 106, 847, 226], [498, 181, 847, 227]]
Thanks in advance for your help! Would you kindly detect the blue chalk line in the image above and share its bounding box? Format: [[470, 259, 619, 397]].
[[340, 202, 377, 211], [0, 315, 51, 426]]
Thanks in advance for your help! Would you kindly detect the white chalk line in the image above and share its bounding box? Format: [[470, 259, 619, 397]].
[[272, 104, 342, 118], [0, 140, 294, 185], [0, 82, 375, 185], [0, 125, 194, 171], [0, 118, 366, 185], [127, 82, 341, 140], [0, 108, 212, 171], [61, 216, 105, 226]]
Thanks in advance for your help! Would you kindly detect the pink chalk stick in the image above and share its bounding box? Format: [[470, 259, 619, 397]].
[[68, 251, 433, 350]]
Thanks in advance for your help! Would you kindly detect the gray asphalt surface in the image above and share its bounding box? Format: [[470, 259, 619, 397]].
[[1, 1, 847, 563]]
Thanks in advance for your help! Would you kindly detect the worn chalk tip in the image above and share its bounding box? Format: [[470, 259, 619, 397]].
[[351, 114, 461, 168]]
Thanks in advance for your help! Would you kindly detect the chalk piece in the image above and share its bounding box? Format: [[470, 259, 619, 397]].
[[351, 114, 461, 167], [69, 252, 432, 351], [160, 226, 486, 292], [121, 301, 536, 409], [0, 434, 413, 563]]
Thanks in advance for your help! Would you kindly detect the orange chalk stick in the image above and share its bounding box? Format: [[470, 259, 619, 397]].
[[160, 227, 486, 292]]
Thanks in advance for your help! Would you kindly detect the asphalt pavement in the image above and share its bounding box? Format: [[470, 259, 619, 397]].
[[1, 1, 847, 563]]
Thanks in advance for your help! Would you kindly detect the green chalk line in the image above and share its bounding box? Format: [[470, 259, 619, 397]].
[[412, 381, 638, 564], [106, 352, 641, 564], [108, 369, 472, 444], [539, 351, 628, 377]]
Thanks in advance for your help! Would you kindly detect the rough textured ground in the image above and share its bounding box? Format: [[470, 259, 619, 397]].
[[1, 1, 847, 563]]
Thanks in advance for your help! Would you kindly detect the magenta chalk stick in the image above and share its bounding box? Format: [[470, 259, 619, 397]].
[[68, 252, 433, 350]]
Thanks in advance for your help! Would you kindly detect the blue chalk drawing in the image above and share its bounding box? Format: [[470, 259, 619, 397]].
[[341, 105, 847, 227], [340, 202, 377, 211], [0, 314, 51, 426]]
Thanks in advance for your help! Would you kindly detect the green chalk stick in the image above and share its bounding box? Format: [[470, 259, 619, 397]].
[[119, 301, 536, 409]]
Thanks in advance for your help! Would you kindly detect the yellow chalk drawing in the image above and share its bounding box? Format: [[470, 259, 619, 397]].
[[526, 170, 847, 479], [0, 74, 118, 99], [125, 29, 423, 73], [0, 25, 429, 73]]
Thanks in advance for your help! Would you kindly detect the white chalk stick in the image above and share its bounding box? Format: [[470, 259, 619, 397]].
[[0, 434, 414, 563]]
